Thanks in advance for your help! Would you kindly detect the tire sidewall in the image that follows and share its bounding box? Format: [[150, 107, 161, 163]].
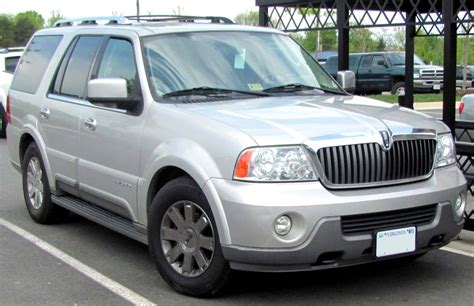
[[0, 104, 6, 138], [391, 82, 405, 95], [22, 143, 53, 223], [148, 177, 230, 296]]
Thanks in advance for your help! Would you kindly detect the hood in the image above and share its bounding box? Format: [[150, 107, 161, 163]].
[[176, 95, 447, 147]]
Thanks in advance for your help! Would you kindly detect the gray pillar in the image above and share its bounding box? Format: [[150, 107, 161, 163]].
[[403, 13, 415, 109], [337, 0, 349, 71], [442, 0, 457, 134], [259, 6, 269, 27]]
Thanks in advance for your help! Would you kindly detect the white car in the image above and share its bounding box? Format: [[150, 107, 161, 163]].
[[0, 47, 24, 138], [459, 94, 474, 121]]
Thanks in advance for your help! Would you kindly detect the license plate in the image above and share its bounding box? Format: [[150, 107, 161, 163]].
[[433, 84, 441, 90], [376, 226, 416, 257]]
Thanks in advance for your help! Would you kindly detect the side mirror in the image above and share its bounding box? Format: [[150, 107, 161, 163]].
[[377, 59, 387, 67], [87, 78, 139, 111], [337, 70, 356, 93]]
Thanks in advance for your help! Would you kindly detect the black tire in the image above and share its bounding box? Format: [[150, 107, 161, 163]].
[[22, 142, 68, 224], [148, 176, 231, 297], [391, 82, 406, 95], [0, 104, 6, 139]]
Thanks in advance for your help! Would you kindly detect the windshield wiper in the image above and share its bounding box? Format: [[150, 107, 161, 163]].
[[263, 83, 345, 95], [162, 86, 269, 98], [263, 83, 318, 93]]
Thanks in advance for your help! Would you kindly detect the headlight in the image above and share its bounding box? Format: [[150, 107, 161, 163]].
[[234, 146, 317, 181], [435, 133, 456, 168], [414, 73, 420, 79]]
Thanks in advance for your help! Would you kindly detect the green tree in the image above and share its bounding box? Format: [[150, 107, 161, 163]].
[[349, 28, 376, 52], [234, 11, 259, 26], [376, 36, 387, 51], [47, 10, 64, 27], [0, 14, 15, 48], [14, 11, 44, 46]]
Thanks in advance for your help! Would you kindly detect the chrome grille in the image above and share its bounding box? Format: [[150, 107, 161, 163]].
[[420, 69, 443, 79], [341, 204, 437, 235], [316, 139, 437, 187]]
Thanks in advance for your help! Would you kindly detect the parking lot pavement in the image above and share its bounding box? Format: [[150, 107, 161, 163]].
[[1, 139, 474, 305]]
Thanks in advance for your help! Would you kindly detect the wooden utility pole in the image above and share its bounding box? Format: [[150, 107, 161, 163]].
[[136, 0, 140, 21]]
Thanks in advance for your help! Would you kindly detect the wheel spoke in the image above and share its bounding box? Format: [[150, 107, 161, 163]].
[[161, 227, 179, 241], [166, 245, 183, 263], [34, 191, 41, 207], [182, 253, 193, 273], [194, 215, 209, 233], [27, 172, 35, 185], [184, 203, 194, 226], [199, 236, 214, 251], [194, 249, 208, 270], [28, 184, 35, 197], [168, 207, 185, 229]]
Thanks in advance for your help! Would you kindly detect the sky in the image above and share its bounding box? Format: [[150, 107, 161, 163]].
[[1, 0, 257, 21]]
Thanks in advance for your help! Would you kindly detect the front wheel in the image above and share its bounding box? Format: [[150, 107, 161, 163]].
[[22, 142, 68, 224], [391, 82, 406, 96], [148, 177, 230, 297]]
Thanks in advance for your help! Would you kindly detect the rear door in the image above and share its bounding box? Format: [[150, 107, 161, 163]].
[[77, 37, 144, 220], [40, 35, 104, 194]]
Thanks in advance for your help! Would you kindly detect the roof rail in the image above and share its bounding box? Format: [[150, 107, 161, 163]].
[[0, 47, 26, 53], [53, 16, 129, 27], [125, 15, 234, 24]]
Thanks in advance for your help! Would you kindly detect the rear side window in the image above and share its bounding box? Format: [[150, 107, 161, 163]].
[[5, 56, 20, 73], [11, 35, 62, 94], [59, 36, 103, 99]]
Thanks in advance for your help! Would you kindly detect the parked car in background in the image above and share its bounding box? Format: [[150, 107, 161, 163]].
[[459, 94, 474, 121], [324, 52, 444, 95], [0, 47, 24, 138], [310, 50, 337, 65], [456, 65, 474, 89]]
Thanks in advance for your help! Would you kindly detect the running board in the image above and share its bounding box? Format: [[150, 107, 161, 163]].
[[51, 195, 148, 245]]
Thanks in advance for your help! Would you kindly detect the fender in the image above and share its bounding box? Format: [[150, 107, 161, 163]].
[[137, 138, 231, 244], [18, 124, 56, 193]]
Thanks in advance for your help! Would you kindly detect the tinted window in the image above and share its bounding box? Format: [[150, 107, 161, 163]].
[[371, 55, 386, 67], [5, 56, 20, 73], [97, 38, 137, 97], [60, 36, 102, 99], [360, 55, 373, 68], [325, 55, 361, 71], [11, 35, 62, 94]]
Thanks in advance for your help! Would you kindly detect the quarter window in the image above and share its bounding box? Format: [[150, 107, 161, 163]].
[[10, 35, 62, 94], [5, 56, 20, 73]]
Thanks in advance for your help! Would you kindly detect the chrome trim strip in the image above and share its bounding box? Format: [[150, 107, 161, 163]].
[[47, 94, 128, 114]]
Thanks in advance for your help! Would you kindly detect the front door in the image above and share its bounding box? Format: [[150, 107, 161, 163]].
[[77, 37, 144, 220]]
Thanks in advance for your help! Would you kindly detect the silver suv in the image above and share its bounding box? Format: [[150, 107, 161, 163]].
[[6, 16, 466, 296]]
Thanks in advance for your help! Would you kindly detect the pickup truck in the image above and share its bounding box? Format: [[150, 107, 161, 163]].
[[324, 52, 444, 95], [0, 47, 24, 138]]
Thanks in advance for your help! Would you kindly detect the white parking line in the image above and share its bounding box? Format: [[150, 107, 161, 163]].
[[441, 246, 474, 258], [0, 218, 156, 306]]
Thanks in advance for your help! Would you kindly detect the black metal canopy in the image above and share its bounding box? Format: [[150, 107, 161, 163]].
[[256, 0, 474, 133]]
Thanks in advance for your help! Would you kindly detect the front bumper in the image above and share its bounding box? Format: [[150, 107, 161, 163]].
[[414, 79, 443, 92], [204, 165, 465, 272]]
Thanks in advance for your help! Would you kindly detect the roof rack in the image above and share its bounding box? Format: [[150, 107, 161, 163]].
[[0, 47, 26, 53], [54, 16, 129, 27], [125, 15, 234, 24], [53, 15, 234, 27]]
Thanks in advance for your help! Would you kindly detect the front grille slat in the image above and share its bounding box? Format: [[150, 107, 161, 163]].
[[316, 139, 436, 187], [341, 204, 437, 235]]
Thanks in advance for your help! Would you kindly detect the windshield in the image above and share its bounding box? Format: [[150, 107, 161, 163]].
[[142, 31, 342, 99], [387, 53, 426, 66]]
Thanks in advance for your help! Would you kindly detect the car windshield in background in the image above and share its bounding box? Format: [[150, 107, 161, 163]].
[[143, 31, 342, 99], [388, 53, 426, 66]]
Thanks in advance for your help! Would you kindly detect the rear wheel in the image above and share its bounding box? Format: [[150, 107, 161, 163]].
[[148, 176, 230, 297], [22, 142, 68, 224], [0, 104, 6, 138]]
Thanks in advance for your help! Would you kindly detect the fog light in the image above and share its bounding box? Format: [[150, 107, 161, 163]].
[[274, 215, 292, 236], [454, 193, 466, 218]]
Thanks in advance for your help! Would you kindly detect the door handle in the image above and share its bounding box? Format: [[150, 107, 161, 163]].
[[39, 107, 50, 119], [84, 118, 97, 131]]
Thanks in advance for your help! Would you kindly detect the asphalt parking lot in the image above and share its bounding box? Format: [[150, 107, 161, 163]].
[[1, 138, 474, 305]]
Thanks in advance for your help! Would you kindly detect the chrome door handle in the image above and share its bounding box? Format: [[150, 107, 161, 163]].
[[84, 118, 97, 131], [39, 107, 50, 119]]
